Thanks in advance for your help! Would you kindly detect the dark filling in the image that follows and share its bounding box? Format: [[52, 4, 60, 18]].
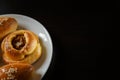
[[12, 34, 26, 50]]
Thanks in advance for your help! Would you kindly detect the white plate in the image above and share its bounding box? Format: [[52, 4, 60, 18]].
[[0, 14, 53, 80]]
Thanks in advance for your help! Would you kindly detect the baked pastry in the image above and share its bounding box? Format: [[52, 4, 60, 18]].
[[1, 30, 42, 64], [0, 17, 18, 40], [0, 63, 34, 80]]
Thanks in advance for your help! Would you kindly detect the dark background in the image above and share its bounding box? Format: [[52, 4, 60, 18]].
[[0, 0, 112, 80]]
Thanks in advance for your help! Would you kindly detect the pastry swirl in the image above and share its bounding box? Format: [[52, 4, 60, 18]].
[[0, 17, 18, 40], [1, 30, 42, 64]]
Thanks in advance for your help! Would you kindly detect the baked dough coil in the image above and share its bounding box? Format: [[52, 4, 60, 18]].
[[1, 30, 42, 64], [0, 17, 18, 40]]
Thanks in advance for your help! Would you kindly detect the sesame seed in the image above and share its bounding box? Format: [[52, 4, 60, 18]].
[[1, 69, 6, 73]]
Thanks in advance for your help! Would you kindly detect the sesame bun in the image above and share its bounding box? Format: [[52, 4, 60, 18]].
[[0, 63, 34, 80]]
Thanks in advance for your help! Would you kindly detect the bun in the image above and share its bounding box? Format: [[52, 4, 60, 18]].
[[0, 17, 18, 40], [0, 63, 34, 80], [1, 30, 42, 64]]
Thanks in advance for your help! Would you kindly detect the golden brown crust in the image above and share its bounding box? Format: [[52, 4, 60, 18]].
[[0, 17, 18, 40], [3, 43, 42, 64], [0, 63, 34, 80], [1, 30, 42, 64]]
